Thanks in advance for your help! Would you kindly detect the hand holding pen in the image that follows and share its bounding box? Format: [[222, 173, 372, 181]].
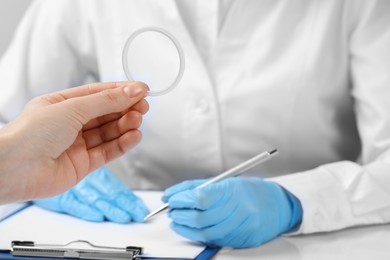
[[157, 149, 303, 249], [144, 149, 278, 221]]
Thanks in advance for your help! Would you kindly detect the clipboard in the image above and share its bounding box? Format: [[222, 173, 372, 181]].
[[10, 240, 143, 259], [0, 240, 219, 260], [0, 191, 220, 260]]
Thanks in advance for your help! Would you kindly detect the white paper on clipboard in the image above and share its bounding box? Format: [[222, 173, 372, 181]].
[[0, 191, 207, 259]]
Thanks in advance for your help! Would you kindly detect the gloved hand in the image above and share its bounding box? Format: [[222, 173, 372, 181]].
[[33, 167, 149, 223], [162, 177, 302, 248]]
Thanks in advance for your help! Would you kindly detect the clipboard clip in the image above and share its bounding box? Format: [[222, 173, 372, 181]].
[[11, 240, 143, 259]]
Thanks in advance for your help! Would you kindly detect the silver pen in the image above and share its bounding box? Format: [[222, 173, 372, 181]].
[[144, 149, 278, 222]]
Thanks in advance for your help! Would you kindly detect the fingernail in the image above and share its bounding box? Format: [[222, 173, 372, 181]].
[[124, 85, 144, 98]]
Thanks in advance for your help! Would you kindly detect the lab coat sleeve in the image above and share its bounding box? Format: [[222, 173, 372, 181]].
[[0, 0, 97, 123], [271, 0, 390, 234]]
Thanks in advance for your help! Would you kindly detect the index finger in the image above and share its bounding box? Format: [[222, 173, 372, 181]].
[[57, 81, 139, 100]]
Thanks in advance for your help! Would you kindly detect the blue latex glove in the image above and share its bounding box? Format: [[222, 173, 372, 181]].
[[33, 167, 149, 223], [162, 177, 302, 248]]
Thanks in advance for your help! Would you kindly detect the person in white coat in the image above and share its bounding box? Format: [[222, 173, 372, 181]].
[[1, 0, 390, 248]]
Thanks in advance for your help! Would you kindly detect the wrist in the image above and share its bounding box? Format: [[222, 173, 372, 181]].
[[281, 186, 303, 232], [264, 180, 303, 233], [0, 129, 17, 171], [0, 127, 29, 204]]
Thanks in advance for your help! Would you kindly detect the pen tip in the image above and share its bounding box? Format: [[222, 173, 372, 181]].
[[269, 149, 278, 155]]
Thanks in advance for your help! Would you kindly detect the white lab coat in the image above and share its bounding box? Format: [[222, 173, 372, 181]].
[[1, 0, 390, 235]]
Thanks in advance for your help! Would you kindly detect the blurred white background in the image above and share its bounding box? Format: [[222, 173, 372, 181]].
[[0, 0, 31, 57]]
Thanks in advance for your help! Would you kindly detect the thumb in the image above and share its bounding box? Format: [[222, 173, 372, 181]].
[[60, 82, 148, 124]]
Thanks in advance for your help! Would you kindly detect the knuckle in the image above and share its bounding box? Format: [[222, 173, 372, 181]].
[[194, 190, 208, 209], [129, 111, 143, 126], [100, 89, 120, 104], [37, 93, 66, 105], [69, 103, 91, 125]]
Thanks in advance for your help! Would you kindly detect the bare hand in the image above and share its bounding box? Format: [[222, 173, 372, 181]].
[[0, 81, 149, 203]]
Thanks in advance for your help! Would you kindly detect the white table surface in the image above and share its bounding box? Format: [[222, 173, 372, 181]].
[[216, 223, 390, 259]]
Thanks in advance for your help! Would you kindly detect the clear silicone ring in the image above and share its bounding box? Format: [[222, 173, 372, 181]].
[[122, 27, 185, 96]]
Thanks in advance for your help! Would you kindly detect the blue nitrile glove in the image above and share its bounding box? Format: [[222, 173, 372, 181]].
[[33, 167, 149, 223], [162, 177, 302, 248]]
